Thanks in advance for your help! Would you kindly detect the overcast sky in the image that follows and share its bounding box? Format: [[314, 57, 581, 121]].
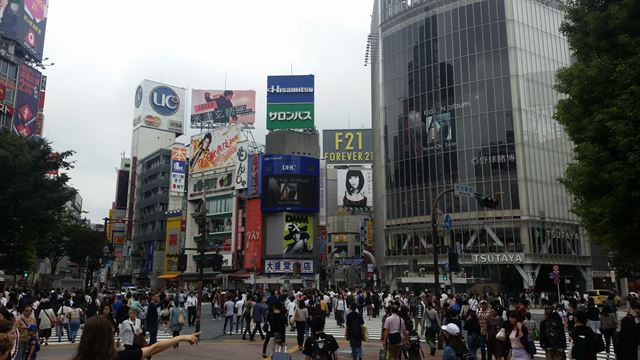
[[42, 0, 373, 223]]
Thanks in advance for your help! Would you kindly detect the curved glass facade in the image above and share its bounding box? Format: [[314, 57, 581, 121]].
[[373, 0, 592, 290]]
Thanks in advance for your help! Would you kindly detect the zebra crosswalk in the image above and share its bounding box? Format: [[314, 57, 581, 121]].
[[286, 315, 616, 360], [47, 326, 174, 346]]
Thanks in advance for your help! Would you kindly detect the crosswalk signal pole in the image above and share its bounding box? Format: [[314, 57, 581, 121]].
[[431, 188, 453, 307]]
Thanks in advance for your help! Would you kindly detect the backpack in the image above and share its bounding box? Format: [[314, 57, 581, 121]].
[[309, 333, 335, 360], [571, 327, 604, 359], [408, 330, 421, 351]]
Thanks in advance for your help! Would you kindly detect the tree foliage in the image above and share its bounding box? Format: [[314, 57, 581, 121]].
[[555, 0, 640, 267], [0, 130, 76, 274], [65, 224, 105, 271]]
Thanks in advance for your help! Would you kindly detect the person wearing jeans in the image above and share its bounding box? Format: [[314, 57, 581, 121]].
[[250, 296, 267, 341], [56, 302, 71, 342], [67, 305, 83, 343], [223, 297, 235, 335]]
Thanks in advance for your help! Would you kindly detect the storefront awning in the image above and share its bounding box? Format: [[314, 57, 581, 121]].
[[229, 270, 251, 279], [157, 273, 181, 280]]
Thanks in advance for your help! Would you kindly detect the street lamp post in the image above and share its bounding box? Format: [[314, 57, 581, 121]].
[[431, 188, 453, 307]]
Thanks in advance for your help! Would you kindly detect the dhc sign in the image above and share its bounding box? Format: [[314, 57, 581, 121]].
[[150, 86, 180, 116]]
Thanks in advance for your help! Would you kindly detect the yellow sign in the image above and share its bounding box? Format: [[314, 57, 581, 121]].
[[164, 216, 182, 273], [332, 234, 349, 243], [366, 219, 374, 248], [323, 129, 373, 165], [106, 209, 113, 241], [113, 232, 125, 245]]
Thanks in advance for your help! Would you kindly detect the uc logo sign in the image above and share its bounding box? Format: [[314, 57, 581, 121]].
[[150, 86, 180, 116]]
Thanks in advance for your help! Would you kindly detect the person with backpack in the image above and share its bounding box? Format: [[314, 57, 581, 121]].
[[302, 315, 340, 360], [345, 302, 364, 360], [600, 305, 617, 355], [570, 310, 605, 360], [539, 307, 566, 360], [441, 323, 469, 360]]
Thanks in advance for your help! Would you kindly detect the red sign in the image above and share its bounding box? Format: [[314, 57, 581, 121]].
[[0, 85, 5, 101], [244, 198, 263, 271]]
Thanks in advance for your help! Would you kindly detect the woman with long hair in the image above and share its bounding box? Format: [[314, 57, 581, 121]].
[[342, 170, 368, 207], [37, 301, 56, 346], [67, 302, 83, 344], [505, 310, 530, 360], [71, 316, 200, 360], [169, 299, 186, 348], [293, 300, 308, 349], [189, 132, 212, 169]]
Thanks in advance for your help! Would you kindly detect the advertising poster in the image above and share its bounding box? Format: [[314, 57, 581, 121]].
[[319, 160, 326, 226], [170, 146, 187, 194], [261, 154, 319, 213], [234, 141, 249, 189], [283, 213, 314, 255], [266, 75, 314, 130], [323, 129, 374, 166], [164, 216, 181, 273], [0, 0, 48, 62], [243, 198, 263, 271], [189, 124, 241, 174], [336, 169, 373, 208], [12, 64, 41, 138], [247, 153, 262, 198], [264, 259, 313, 275], [191, 89, 256, 126], [426, 112, 454, 146], [132, 80, 186, 135], [113, 232, 125, 246]]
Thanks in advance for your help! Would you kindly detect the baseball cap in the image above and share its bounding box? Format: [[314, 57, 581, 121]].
[[27, 324, 38, 332], [441, 323, 460, 336]]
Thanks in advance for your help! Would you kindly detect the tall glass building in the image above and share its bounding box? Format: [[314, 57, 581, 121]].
[[370, 0, 595, 292]]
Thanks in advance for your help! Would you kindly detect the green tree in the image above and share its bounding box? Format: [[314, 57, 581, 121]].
[[0, 131, 75, 275], [555, 0, 640, 269]]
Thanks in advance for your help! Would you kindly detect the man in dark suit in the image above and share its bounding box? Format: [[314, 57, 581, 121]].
[[146, 293, 160, 359]]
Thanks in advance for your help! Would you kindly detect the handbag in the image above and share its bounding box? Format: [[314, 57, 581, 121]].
[[177, 311, 186, 325], [130, 323, 147, 348], [361, 325, 369, 342], [44, 309, 57, 328], [496, 328, 507, 342]]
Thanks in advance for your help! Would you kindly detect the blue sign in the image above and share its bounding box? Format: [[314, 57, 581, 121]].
[[266, 75, 314, 104], [444, 214, 453, 230], [261, 154, 320, 213], [342, 258, 364, 266], [149, 86, 180, 116], [172, 160, 186, 174]]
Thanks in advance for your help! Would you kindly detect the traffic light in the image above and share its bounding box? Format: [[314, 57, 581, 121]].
[[477, 196, 499, 209], [23, 271, 29, 278], [448, 252, 460, 272], [177, 254, 187, 272], [442, 274, 448, 281]]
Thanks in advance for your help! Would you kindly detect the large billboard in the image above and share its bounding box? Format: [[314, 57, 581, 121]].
[[189, 124, 241, 174], [170, 146, 187, 194], [266, 75, 314, 130], [191, 89, 255, 126], [336, 169, 373, 208], [243, 198, 263, 271], [115, 170, 129, 209], [283, 213, 314, 255], [323, 129, 374, 166], [261, 154, 319, 213], [164, 216, 181, 274], [0, 0, 48, 62], [12, 64, 41, 138], [133, 80, 186, 135]]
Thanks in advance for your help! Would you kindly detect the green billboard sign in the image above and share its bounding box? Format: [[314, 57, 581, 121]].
[[266, 103, 315, 130]]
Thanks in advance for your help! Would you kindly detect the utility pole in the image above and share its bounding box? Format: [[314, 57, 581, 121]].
[[431, 188, 453, 307], [191, 198, 208, 334]]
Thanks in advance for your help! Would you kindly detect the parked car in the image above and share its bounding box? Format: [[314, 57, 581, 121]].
[[586, 289, 614, 306]]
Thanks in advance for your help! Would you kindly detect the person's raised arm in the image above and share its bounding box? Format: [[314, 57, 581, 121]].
[[140, 332, 201, 358]]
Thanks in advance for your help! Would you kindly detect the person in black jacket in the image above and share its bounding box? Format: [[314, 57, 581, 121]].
[[346, 302, 364, 360], [464, 312, 482, 360], [540, 307, 566, 360], [570, 310, 602, 360], [613, 315, 637, 360]]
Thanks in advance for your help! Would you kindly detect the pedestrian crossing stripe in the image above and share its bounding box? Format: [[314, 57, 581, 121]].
[[47, 327, 174, 346]]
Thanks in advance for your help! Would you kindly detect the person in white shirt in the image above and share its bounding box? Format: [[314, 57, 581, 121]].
[[469, 296, 479, 313], [234, 297, 245, 334], [185, 292, 197, 327], [286, 296, 297, 331], [119, 308, 143, 350]]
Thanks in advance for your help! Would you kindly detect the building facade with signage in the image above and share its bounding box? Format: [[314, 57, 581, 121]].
[[369, 0, 593, 293]]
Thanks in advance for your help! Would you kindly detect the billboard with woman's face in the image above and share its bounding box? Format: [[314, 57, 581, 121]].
[[337, 169, 373, 208], [189, 124, 241, 174]]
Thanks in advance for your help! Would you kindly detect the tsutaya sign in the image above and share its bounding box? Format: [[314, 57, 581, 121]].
[[470, 253, 525, 264]]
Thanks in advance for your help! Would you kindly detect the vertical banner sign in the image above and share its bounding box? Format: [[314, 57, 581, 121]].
[[12, 64, 41, 138], [234, 141, 249, 189], [366, 219, 374, 248], [283, 213, 314, 255], [319, 160, 326, 226], [247, 154, 262, 198], [170, 146, 187, 194], [243, 199, 263, 271], [164, 216, 181, 273], [145, 242, 154, 274]]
